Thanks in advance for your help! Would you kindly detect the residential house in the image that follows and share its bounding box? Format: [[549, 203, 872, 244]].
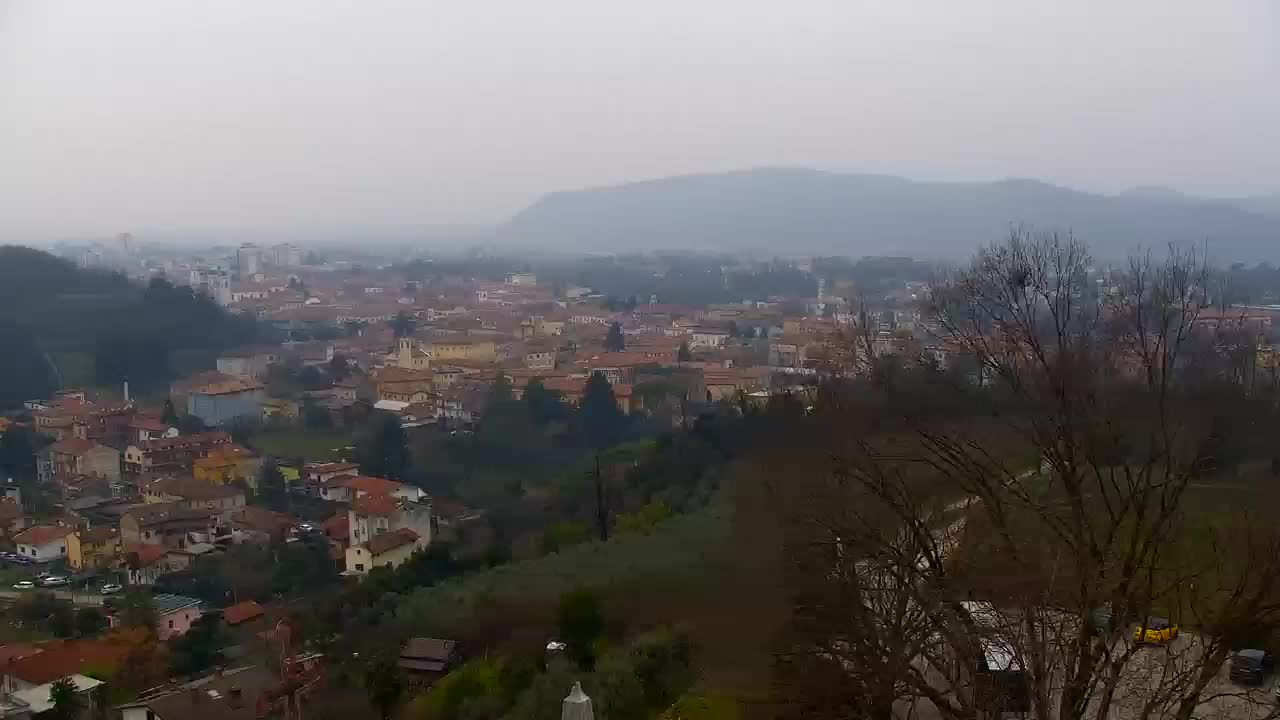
[[12, 525, 75, 563], [142, 476, 246, 521], [66, 526, 120, 570], [344, 528, 422, 574], [124, 432, 232, 476], [398, 638, 461, 685], [688, 327, 730, 350], [126, 416, 177, 445], [9, 673, 104, 720], [370, 367, 435, 403], [107, 593, 202, 640], [120, 503, 218, 548], [187, 378, 265, 426], [231, 507, 294, 544], [122, 544, 165, 585], [344, 493, 433, 574], [221, 600, 265, 630], [298, 462, 360, 497], [37, 439, 120, 485], [323, 475, 427, 504], [192, 446, 261, 489], [215, 347, 281, 380], [768, 336, 811, 368], [2, 640, 130, 690]]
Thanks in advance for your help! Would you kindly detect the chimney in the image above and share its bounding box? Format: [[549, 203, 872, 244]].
[[123, 380, 130, 404], [228, 688, 243, 708]]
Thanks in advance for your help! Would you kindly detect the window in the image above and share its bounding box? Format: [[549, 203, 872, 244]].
[[355, 563, 365, 571], [168, 620, 174, 629]]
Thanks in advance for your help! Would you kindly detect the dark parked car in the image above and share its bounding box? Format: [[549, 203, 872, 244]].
[[1231, 649, 1271, 686]]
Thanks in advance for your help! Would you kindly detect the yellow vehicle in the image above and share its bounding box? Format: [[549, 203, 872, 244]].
[[1134, 616, 1178, 645]]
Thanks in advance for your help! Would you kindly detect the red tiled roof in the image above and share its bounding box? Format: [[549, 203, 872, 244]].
[[0, 498, 21, 524], [129, 417, 171, 432], [352, 493, 398, 517], [222, 600, 265, 626], [14, 525, 74, 547], [320, 513, 349, 540], [49, 438, 98, 455], [233, 507, 294, 534], [2, 639, 130, 685], [0, 643, 41, 665], [337, 475, 405, 496], [367, 528, 418, 555], [124, 543, 166, 567]]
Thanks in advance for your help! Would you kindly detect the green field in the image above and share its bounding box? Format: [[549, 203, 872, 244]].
[[249, 429, 355, 463]]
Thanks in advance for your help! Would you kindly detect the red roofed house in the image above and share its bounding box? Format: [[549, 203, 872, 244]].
[[345, 528, 421, 575], [13, 524, 75, 563], [123, 543, 166, 585], [319, 474, 426, 504], [344, 493, 432, 575], [221, 600, 265, 627]]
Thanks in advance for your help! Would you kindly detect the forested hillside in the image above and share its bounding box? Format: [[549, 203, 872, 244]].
[[0, 246, 260, 407]]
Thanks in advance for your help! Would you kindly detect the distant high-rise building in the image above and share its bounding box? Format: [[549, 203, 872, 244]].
[[270, 243, 303, 267], [117, 232, 135, 255], [236, 244, 261, 278]]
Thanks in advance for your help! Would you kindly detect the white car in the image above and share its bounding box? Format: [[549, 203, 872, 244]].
[[38, 575, 69, 587], [100, 583, 124, 595], [12, 581, 34, 590]]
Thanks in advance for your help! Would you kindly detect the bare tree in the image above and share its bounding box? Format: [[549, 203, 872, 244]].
[[763, 230, 1280, 720]]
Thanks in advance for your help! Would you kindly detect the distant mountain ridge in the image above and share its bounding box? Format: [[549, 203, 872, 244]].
[[499, 168, 1280, 262]]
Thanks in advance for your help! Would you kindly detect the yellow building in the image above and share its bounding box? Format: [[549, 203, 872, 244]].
[[67, 527, 120, 571], [193, 445, 261, 489], [428, 338, 497, 363]]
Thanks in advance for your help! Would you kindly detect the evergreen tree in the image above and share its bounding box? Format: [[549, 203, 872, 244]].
[[677, 342, 692, 363], [523, 377, 565, 425], [605, 322, 626, 352], [357, 412, 410, 480], [161, 397, 179, 426], [580, 372, 623, 449], [390, 312, 416, 338], [256, 460, 289, 511], [489, 373, 514, 406], [558, 588, 605, 670], [365, 655, 405, 720]]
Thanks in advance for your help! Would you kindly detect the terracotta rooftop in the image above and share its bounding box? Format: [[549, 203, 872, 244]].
[[14, 525, 74, 547], [221, 600, 265, 626], [337, 474, 407, 497], [351, 493, 399, 517], [1, 638, 130, 685], [48, 438, 99, 455], [367, 528, 419, 555]]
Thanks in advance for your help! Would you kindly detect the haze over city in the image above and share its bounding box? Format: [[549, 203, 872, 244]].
[[3, 0, 1279, 244]]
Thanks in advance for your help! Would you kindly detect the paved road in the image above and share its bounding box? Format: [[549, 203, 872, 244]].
[[0, 589, 105, 606]]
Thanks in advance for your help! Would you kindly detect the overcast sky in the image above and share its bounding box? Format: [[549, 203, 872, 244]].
[[2, 1, 1277, 243]]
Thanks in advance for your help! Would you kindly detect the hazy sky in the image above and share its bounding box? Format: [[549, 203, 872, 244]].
[[2, 1, 1278, 242]]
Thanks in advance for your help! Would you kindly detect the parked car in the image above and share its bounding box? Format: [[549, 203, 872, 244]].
[[38, 576, 69, 587], [1231, 649, 1272, 685], [100, 583, 124, 595], [12, 581, 34, 590], [1134, 616, 1178, 645]]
